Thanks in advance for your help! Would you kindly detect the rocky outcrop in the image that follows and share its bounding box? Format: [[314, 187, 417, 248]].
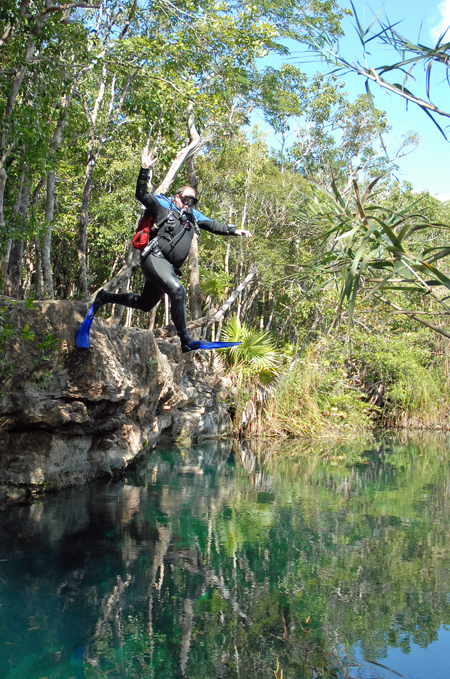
[[0, 300, 233, 498]]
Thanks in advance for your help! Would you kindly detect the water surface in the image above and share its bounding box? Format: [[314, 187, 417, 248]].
[[0, 435, 450, 678]]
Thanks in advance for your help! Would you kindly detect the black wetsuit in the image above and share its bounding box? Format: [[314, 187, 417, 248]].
[[102, 167, 237, 344]]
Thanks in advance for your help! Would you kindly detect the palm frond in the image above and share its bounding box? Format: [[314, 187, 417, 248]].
[[221, 315, 280, 372]]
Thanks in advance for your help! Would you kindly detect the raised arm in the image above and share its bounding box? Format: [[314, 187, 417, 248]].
[[135, 151, 166, 215]]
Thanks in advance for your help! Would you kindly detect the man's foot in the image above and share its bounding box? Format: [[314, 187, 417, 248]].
[[180, 336, 199, 353], [181, 341, 195, 353]]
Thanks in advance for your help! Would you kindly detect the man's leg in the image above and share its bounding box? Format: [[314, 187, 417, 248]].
[[95, 280, 163, 313], [78, 273, 163, 349], [141, 254, 192, 347]]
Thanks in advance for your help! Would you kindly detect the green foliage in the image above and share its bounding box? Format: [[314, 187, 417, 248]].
[[264, 327, 450, 437], [265, 343, 376, 440], [0, 0, 345, 261], [299, 176, 450, 335], [199, 268, 232, 302], [0, 303, 35, 390], [36, 330, 59, 361], [0, 306, 16, 384], [344, 329, 450, 426], [31, 369, 51, 387], [221, 314, 280, 373], [306, 3, 450, 137], [288, 89, 416, 183]]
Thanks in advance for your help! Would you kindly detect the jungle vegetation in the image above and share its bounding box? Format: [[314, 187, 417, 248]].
[[1, 0, 450, 436]]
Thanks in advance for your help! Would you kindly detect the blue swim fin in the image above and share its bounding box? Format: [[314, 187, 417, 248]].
[[185, 340, 241, 351], [76, 305, 97, 349]]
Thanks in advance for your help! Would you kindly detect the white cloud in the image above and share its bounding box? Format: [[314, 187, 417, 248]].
[[432, 192, 450, 202], [412, 190, 450, 202], [430, 0, 450, 41]]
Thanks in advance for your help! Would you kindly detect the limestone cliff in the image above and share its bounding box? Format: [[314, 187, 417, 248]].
[[0, 300, 233, 500]]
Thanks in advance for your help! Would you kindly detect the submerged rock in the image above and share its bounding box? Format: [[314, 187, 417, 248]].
[[0, 300, 232, 495]]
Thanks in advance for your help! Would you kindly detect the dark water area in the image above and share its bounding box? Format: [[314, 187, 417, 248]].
[[1, 435, 450, 679]]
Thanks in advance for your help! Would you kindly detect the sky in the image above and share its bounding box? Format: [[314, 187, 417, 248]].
[[255, 0, 450, 200]]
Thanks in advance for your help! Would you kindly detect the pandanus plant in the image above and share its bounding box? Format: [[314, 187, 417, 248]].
[[300, 176, 450, 339]]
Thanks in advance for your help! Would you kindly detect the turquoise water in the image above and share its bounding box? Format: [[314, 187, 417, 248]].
[[0, 435, 450, 678]]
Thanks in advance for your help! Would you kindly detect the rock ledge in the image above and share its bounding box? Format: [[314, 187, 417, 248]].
[[0, 300, 232, 495]]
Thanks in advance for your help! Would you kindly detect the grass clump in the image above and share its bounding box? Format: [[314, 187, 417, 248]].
[[263, 329, 450, 440], [264, 346, 376, 441]]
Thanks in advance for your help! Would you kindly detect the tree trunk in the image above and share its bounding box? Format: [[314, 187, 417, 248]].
[[266, 291, 276, 331], [148, 303, 159, 331], [260, 290, 266, 329], [0, 239, 12, 291], [34, 237, 42, 299], [156, 102, 201, 194], [164, 294, 170, 326], [77, 62, 137, 300], [0, 167, 9, 285], [4, 170, 31, 298], [188, 234, 201, 318], [42, 91, 74, 300], [188, 235, 202, 338], [0, 2, 87, 252], [0, 4, 59, 213], [42, 171, 55, 297], [23, 242, 35, 297], [77, 152, 96, 298], [235, 165, 251, 321], [125, 306, 133, 327], [186, 267, 258, 333], [241, 282, 260, 320], [186, 155, 202, 337], [5, 240, 24, 298]]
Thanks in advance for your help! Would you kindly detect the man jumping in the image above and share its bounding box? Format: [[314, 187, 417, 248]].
[[78, 150, 251, 352]]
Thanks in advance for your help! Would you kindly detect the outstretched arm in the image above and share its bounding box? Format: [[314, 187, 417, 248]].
[[197, 216, 253, 238]]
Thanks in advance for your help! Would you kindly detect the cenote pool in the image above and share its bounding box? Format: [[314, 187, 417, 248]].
[[0, 434, 449, 679]]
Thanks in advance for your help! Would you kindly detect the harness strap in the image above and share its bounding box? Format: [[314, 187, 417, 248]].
[[141, 206, 199, 261], [141, 222, 189, 261]]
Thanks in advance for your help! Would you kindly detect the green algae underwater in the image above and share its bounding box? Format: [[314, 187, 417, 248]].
[[0, 433, 450, 679]]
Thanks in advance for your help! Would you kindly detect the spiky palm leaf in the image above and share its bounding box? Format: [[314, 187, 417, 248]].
[[300, 178, 450, 338], [199, 270, 232, 302], [306, 2, 450, 138]]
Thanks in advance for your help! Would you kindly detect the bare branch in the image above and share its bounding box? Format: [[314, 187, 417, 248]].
[[156, 102, 202, 194], [28, 2, 100, 22], [187, 267, 258, 330]]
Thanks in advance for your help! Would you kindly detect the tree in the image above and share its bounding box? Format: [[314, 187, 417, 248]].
[[289, 88, 418, 191], [1, 0, 347, 300], [0, 0, 99, 284], [306, 3, 450, 138], [297, 176, 450, 340]]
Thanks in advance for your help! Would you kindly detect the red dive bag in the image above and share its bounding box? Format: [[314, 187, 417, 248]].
[[132, 210, 154, 251]]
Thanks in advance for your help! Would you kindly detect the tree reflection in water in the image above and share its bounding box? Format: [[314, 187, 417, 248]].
[[0, 433, 450, 678]]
